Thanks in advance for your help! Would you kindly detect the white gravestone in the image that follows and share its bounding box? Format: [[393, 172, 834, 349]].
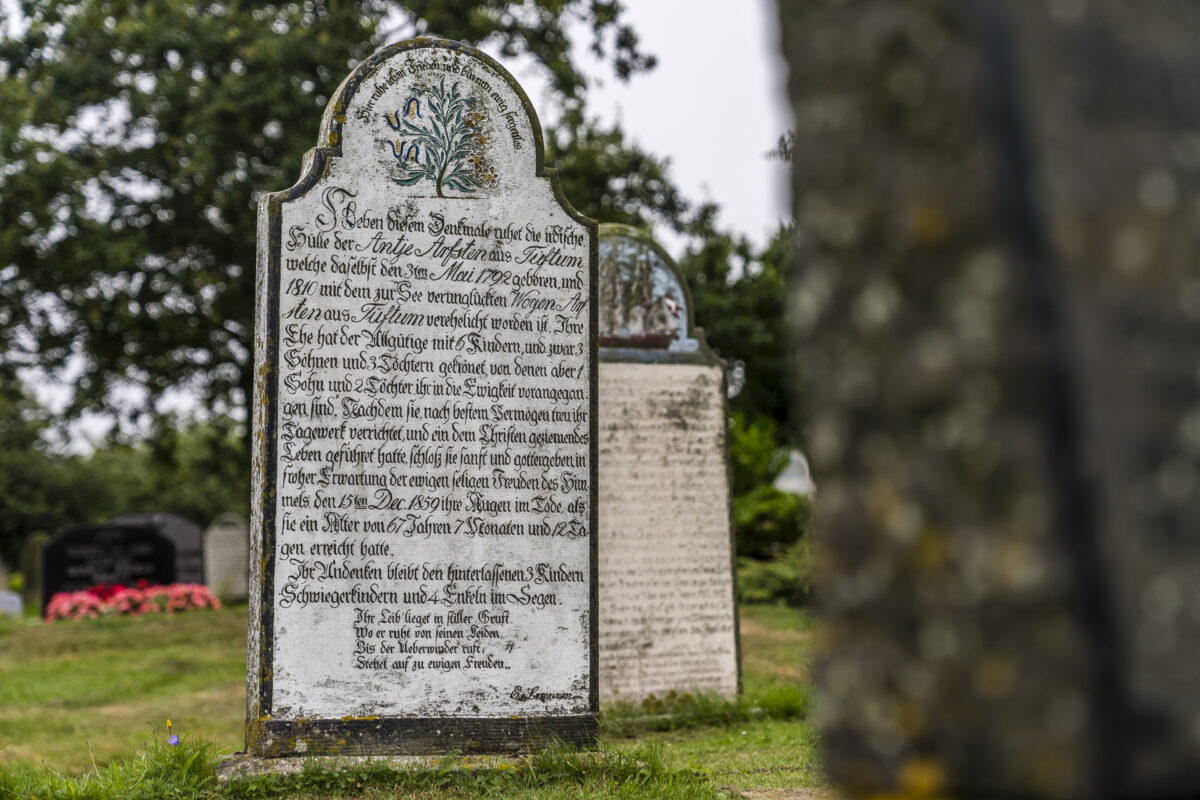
[[0, 560, 19, 615], [0, 591, 22, 617], [204, 513, 250, 601], [596, 225, 739, 704], [247, 38, 597, 758]]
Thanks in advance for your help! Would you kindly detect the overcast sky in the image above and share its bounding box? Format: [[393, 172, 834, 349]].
[[591, 0, 791, 247], [532, 0, 793, 251]]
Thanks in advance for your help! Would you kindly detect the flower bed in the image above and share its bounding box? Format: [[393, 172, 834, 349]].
[[44, 581, 221, 622]]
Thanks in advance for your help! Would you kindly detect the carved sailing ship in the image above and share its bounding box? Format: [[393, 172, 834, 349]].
[[599, 243, 683, 348]]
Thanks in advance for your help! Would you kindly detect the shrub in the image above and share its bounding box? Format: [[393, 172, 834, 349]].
[[737, 538, 812, 607], [728, 411, 788, 496], [733, 484, 811, 559]]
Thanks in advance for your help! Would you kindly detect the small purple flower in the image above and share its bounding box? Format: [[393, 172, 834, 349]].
[[168, 734, 180, 746]]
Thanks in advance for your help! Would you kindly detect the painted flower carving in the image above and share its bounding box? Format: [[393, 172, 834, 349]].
[[383, 78, 496, 197]]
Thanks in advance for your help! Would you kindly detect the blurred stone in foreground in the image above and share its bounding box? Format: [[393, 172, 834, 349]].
[[776, 1, 1200, 797]]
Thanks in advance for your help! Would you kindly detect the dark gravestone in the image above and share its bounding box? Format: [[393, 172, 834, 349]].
[[20, 531, 50, 612], [41, 525, 176, 608], [111, 512, 204, 584]]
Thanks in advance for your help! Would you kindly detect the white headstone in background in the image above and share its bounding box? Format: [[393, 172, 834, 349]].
[[773, 450, 816, 498], [0, 560, 18, 615], [204, 513, 250, 601], [0, 591, 22, 617], [596, 225, 739, 704], [246, 38, 596, 758]]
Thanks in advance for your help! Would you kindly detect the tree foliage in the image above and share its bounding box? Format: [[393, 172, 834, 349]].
[[0, 399, 246, 569], [680, 218, 794, 441], [547, 106, 691, 232], [0, 0, 655, 429], [0, 1, 800, 565]]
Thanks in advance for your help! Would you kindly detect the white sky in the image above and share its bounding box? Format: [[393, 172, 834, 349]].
[[511, 0, 792, 251], [587, 0, 791, 248]]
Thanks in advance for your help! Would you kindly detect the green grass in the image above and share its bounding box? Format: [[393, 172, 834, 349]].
[[0, 607, 247, 768], [2, 738, 738, 800], [0, 732, 220, 800], [0, 602, 814, 798]]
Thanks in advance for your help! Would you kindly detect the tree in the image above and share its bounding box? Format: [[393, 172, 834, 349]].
[[0, 391, 80, 569], [679, 214, 794, 441], [0, 0, 656, 433], [0, 398, 248, 569], [546, 106, 691, 233]]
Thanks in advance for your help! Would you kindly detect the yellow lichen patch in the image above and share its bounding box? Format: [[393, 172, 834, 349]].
[[972, 654, 1017, 699], [908, 201, 948, 245]]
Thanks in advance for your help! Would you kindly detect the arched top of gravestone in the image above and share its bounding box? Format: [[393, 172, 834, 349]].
[[263, 37, 590, 229], [204, 513, 249, 547], [206, 512, 248, 531], [111, 512, 202, 538], [598, 224, 719, 366]]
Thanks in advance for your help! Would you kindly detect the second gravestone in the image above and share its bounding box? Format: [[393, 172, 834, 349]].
[[596, 225, 739, 704], [248, 38, 597, 758]]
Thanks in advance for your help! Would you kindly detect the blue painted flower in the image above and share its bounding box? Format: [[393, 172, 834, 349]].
[[168, 734, 180, 746]]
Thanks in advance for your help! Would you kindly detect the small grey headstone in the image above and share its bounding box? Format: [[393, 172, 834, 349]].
[[204, 513, 250, 601], [0, 590, 23, 617], [20, 531, 49, 612], [773, 451, 816, 498]]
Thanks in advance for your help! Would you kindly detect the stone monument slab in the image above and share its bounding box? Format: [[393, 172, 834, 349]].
[[41, 525, 176, 608], [596, 225, 739, 704], [247, 38, 597, 758], [204, 513, 250, 601], [111, 512, 204, 584]]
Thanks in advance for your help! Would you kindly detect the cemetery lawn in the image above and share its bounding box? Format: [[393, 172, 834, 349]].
[[0, 603, 817, 797], [0, 606, 247, 769]]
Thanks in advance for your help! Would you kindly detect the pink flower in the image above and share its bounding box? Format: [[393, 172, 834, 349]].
[[44, 583, 221, 622]]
